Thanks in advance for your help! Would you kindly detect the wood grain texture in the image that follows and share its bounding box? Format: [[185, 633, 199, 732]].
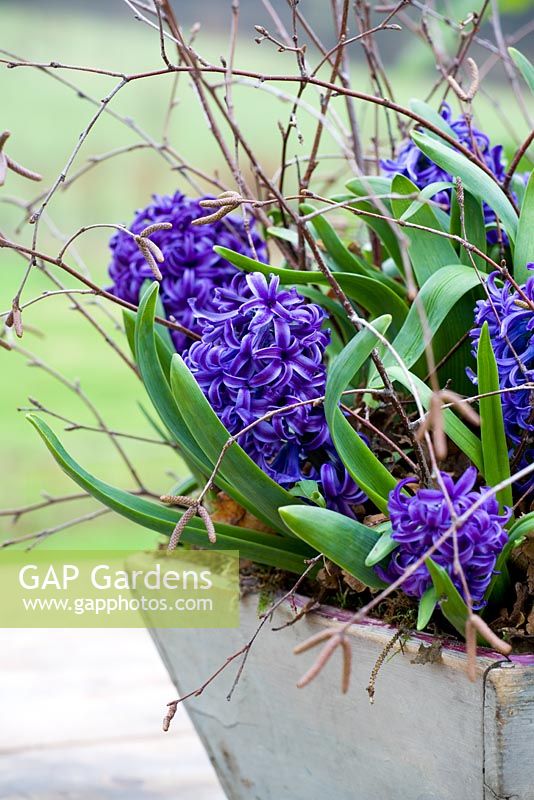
[[151, 595, 533, 800], [484, 664, 534, 799]]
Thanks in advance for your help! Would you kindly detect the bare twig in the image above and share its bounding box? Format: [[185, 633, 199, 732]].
[[163, 553, 322, 730]]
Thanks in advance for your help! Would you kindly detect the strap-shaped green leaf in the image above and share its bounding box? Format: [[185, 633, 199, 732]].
[[333, 189, 405, 273], [214, 245, 409, 336], [123, 309, 136, 358], [345, 175, 393, 203], [351, 198, 405, 274], [267, 225, 299, 245], [124, 307, 174, 379], [486, 512, 533, 606], [476, 323, 512, 509], [509, 47, 534, 93], [391, 174, 457, 287], [386, 366, 484, 473], [511, 173, 528, 208], [514, 170, 534, 284], [27, 415, 314, 574], [399, 181, 453, 222], [279, 505, 386, 589], [370, 264, 482, 379], [134, 284, 272, 514], [450, 190, 487, 273], [343, 175, 413, 275], [324, 316, 396, 512], [170, 354, 300, 533], [299, 202, 406, 298], [134, 283, 212, 474], [300, 202, 373, 276], [408, 99, 458, 141], [365, 526, 397, 567], [417, 585, 438, 630], [427, 558, 508, 647], [411, 131, 518, 243]]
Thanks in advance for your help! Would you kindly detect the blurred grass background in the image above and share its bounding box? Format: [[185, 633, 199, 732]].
[[0, 1, 530, 549]]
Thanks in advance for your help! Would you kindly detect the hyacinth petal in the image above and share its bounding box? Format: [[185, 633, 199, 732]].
[[273, 317, 292, 348], [249, 362, 284, 387], [377, 468, 511, 607], [108, 191, 267, 352], [452, 466, 478, 498]]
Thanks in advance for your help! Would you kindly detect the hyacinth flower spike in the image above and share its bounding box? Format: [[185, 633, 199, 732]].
[[185, 272, 366, 515], [469, 265, 534, 495], [376, 468, 510, 609], [108, 191, 266, 352]]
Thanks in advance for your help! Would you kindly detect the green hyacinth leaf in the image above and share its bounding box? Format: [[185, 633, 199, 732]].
[[214, 245, 409, 336], [486, 512, 534, 606], [365, 526, 397, 567], [476, 323, 513, 510], [279, 505, 386, 589], [417, 585, 438, 631], [426, 558, 469, 638], [410, 131, 518, 244], [27, 415, 314, 574], [509, 48, 534, 93], [514, 170, 534, 283], [324, 316, 396, 512], [391, 174, 457, 287], [368, 264, 482, 385]]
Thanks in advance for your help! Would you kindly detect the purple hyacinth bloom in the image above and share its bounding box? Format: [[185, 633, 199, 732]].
[[186, 271, 364, 515], [186, 272, 329, 478], [107, 191, 266, 352], [469, 266, 533, 494], [381, 103, 509, 244], [318, 458, 366, 517], [375, 468, 510, 608]]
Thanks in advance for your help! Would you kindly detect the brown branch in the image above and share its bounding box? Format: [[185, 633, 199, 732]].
[[163, 553, 322, 730], [341, 403, 419, 472], [0, 236, 200, 340], [503, 129, 534, 191], [1, 508, 110, 549], [0, 492, 89, 522], [300, 0, 350, 190], [4, 60, 510, 188]]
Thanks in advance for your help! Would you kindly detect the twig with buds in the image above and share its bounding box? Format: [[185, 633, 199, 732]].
[[366, 629, 405, 703], [294, 628, 353, 694], [254, 24, 306, 55], [192, 191, 243, 226], [163, 552, 323, 731], [133, 222, 172, 281], [447, 57, 480, 102], [160, 494, 217, 549]]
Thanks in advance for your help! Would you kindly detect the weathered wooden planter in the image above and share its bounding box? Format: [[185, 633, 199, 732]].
[[150, 594, 534, 800]]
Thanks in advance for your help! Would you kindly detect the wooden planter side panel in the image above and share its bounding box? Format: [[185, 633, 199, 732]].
[[149, 596, 523, 800], [483, 664, 534, 800]]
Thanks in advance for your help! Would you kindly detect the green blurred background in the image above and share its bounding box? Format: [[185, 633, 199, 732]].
[[1, 1, 531, 549]]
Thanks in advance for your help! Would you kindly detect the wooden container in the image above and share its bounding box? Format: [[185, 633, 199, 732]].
[[150, 594, 534, 800]]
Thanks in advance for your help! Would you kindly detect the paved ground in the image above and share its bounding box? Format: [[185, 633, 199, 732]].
[[0, 629, 226, 800]]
